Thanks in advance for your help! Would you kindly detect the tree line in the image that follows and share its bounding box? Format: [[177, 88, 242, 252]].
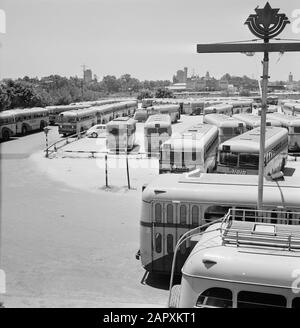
[[0, 74, 172, 111]]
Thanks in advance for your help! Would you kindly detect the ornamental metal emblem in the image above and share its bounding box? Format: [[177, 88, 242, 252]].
[[245, 2, 290, 41]]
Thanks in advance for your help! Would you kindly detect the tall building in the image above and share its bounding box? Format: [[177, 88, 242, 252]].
[[84, 69, 93, 83], [174, 67, 188, 83], [288, 72, 293, 83]]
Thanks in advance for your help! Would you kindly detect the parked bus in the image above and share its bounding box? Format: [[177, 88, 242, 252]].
[[106, 117, 136, 152], [0, 110, 17, 141], [203, 114, 246, 143], [141, 98, 154, 108], [203, 104, 233, 116], [14, 107, 49, 135], [58, 107, 98, 136], [217, 126, 288, 175], [233, 113, 281, 130], [144, 114, 172, 157], [227, 99, 253, 114], [267, 112, 300, 153], [282, 102, 300, 116], [181, 100, 205, 115], [168, 209, 300, 308], [46, 104, 91, 125], [150, 104, 181, 123], [96, 100, 137, 124], [159, 124, 218, 174], [136, 170, 300, 274]]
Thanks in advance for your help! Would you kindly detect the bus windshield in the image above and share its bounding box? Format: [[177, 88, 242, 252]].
[[219, 152, 238, 166], [146, 128, 169, 135]]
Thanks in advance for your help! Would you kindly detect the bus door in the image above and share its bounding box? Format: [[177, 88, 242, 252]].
[[151, 201, 172, 273]]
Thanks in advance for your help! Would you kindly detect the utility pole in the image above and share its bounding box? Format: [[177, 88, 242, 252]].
[[196, 2, 300, 210], [81, 64, 86, 101]]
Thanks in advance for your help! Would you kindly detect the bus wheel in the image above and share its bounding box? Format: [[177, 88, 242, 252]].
[[92, 132, 98, 138], [169, 285, 181, 308], [2, 129, 10, 141], [22, 125, 27, 135], [281, 158, 286, 171]]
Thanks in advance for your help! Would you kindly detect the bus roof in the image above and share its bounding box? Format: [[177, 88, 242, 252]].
[[183, 221, 300, 290], [142, 170, 300, 209], [144, 114, 171, 128], [219, 126, 287, 153], [267, 113, 300, 127], [203, 114, 245, 128], [233, 113, 282, 127], [59, 107, 98, 117], [106, 116, 136, 127], [204, 104, 233, 110]]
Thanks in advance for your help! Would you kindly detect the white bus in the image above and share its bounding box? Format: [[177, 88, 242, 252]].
[[144, 114, 172, 158], [14, 107, 49, 135], [267, 112, 300, 153], [137, 170, 300, 274], [233, 113, 281, 130], [0, 110, 17, 141], [106, 117, 136, 152], [159, 124, 219, 174], [58, 107, 98, 136], [181, 100, 205, 115], [282, 102, 300, 116], [203, 114, 246, 143], [203, 104, 233, 116], [168, 209, 300, 308], [217, 126, 288, 175], [97, 100, 137, 124]]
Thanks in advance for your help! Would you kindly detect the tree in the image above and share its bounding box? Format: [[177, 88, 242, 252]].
[[155, 88, 173, 98], [137, 89, 153, 100]]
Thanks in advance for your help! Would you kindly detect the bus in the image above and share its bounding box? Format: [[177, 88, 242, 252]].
[[14, 107, 49, 135], [96, 100, 137, 124], [217, 126, 288, 175], [267, 112, 300, 153], [106, 117, 136, 152], [136, 170, 300, 274], [58, 107, 98, 136], [141, 98, 154, 108], [144, 114, 172, 158], [282, 102, 300, 116], [232, 113, 281, 130], [203, 104, 233, 116], [203, 114, 246, 143], [168, 209, 300, 308], [150, 105, 181, 123], [0, 110, 17, 141], [227, 99, 253, 114], [181, 100, 204, 115], [46, 104, 91, 125], [159, 124, 218, 174]]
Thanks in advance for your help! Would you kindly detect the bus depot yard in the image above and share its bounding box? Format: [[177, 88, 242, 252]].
[[1, 98, 300, 308]]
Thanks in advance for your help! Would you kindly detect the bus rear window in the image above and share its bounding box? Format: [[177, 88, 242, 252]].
[[221, 127, 233, 135], [237, 291, 287, 308], [239, 153, 259, 169], [219, 152, 238, 166]]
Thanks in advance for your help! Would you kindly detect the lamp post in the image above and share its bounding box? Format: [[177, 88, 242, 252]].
[[196, 2, 300, 210], [44, 126, 50, 158]]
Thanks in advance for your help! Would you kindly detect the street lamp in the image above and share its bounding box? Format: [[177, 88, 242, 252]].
[[44, 126, 50, 158]]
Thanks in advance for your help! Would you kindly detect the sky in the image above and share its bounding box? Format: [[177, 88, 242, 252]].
[[0, 0, 300, 81]]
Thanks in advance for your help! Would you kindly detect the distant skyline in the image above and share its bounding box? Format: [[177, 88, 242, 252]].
[[0, 0, 300, 81]]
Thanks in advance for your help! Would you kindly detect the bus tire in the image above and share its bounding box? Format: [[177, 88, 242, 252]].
[[92, 132, 98, 138], [2, 129, 10, 141], [169, 285, 181, 308], [22, 125, 27, 135], [281, 158, 286, 171]]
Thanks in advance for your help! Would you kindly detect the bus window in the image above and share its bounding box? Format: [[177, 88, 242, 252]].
[[155, 203, 162, 223], [180, 205, 187, 224], [155, 233, 162, 253], [166, 204, 173, 224], [196, 288, 232, 308], [167, 234, 173, 254], [239, 153, 259, 169], [222, 127, 233, 135], [179, 235, 186, 254], [219, 152, 238, 166], [292, 298, 300, 308], [204, 206, 228, 223], [237, 291, 286, 308], [192, 205, 199, 226]]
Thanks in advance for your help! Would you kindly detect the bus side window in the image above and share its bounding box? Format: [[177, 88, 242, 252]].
[[154, 203, 162, 223], [155, 233, 162, 253], [166, 204, 173, 224], [167, 234, 173, 254], [180, 205, 187, 224], [237, 291, 287, 308], [192, 205, 199, 226], [196, 288, 233, 308]]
